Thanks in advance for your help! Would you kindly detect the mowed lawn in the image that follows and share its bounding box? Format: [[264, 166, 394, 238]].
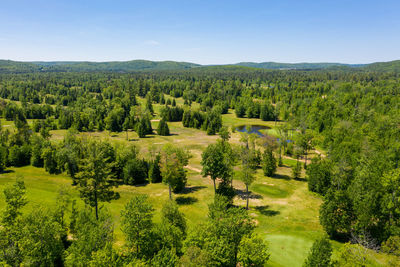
[[0, 102, 396, 266]]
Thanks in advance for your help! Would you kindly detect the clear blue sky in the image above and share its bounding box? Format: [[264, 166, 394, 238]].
[[1, 0, 399, 64]]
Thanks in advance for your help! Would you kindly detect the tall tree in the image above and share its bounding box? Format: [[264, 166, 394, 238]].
[[75, 141, 120, 219], [201, 141, 233, 193]]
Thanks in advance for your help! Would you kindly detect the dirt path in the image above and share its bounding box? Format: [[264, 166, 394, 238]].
[[185, 165, 202, 173]]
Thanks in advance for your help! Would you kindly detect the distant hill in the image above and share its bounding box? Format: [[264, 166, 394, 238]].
[[32, 60, 200, 72], [0, 60, 200, 73], [1, 59, 400, 73], [361, 60, 400, 72], [0, 60, 40, 73], [234, 62, 364, 70]]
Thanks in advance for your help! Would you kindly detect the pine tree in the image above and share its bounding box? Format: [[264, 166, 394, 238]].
[[75, 141, 120, 219], [157, 119, 170, 136]]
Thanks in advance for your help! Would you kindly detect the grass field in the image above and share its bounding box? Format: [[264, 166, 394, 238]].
[[0, 99, 397, 266]]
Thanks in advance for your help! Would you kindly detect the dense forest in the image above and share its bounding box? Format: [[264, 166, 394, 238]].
[[0, 64, 400, 266]]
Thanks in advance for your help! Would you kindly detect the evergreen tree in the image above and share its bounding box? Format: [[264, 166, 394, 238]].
[[157, 119, 170, 136], [148, 153, 162, 183], [75, 141, 120, 219]]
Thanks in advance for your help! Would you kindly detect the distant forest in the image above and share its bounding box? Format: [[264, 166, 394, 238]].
[[0, 64, 400, 266]]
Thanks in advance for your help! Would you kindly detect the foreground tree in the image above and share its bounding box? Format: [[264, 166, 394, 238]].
[[65, 207, 114, 265], [238, 234, 270, 267], [0, 178, 28, 266], [121, 194, 155, 259], [303, 236, 333, 267], [75, 141, 120, 219]]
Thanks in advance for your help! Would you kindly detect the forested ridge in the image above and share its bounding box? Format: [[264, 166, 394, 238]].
[[0, 66, 400, 266], [1, 59, 400, 73]]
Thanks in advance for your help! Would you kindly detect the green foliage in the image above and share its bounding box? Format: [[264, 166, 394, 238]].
[[335, 242, 370, 267], [123, 158, 148, 185], [381, 235, 400, 256], [148, 153, 162, 183], [88, 243, 123, 267], [2, 178, 27, 226], [121, 194, 155, 259], [185, 196, 256, 266], [319, 189, 353, 239], [19, 207, 65, 266], [292, 160, 302, 180], [160, 144, 190, 196], [157, 119, 170, 136], [201, 140, 233, 192], [75, 140, 120, 219], [238, 234, 270, 267], [65, 208, 114, 265], [262, 147, 277, 177], [307, 157, 332, 195], [150, 247, 178, 267], [162, 201, 187, 237], [302, 236, 332, 267]]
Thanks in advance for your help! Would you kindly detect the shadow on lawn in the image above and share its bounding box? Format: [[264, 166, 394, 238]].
[[175, 196, 198, 205], [180, 185, 207, 194], [254, 205, 280, 217], [235, 188, 263, 200], [1, 169, 15, 174], [272, 173, 291, 180]]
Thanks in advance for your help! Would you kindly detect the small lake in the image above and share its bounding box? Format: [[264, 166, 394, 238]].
[[235, 125, 270, 136]]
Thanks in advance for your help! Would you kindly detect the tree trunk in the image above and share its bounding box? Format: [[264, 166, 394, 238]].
[[246, 184, 249, 210], [95, 192, 98, 220], [213, 179, 216, 193], [168, 183, 172, 200], [304, 150, 308, 169]]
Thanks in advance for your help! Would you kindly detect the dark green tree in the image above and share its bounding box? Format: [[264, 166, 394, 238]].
[[75, 141, 120, 219]]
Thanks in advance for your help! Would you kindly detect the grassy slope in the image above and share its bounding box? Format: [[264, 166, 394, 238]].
[[0, 99, 397, 266]]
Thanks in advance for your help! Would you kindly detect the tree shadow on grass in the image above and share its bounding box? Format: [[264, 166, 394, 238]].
[[235, 188, 263, 200], [254, 205, 280, 217], [180, 185, 207, 194], [294, 177, 307, 182], [272, 173, 291, 180], [175, 196, 198, 205], [1, 169, 15, 174]]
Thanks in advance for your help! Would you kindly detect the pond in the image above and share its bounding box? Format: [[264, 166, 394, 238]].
[[235, 125, 270, 136]]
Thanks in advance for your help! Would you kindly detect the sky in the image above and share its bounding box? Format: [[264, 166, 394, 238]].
[[0, 0, 399, 64]]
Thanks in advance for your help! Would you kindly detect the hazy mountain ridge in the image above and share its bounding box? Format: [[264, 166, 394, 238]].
[[0, 59, 399, 73], [234, 62, 364, 70]]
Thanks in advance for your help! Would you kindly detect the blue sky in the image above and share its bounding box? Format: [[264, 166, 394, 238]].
[[1, 0, 399, 64]]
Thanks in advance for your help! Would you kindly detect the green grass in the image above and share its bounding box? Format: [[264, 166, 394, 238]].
[[250, 183, 290, 198], [0, 106, 397, 266]]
